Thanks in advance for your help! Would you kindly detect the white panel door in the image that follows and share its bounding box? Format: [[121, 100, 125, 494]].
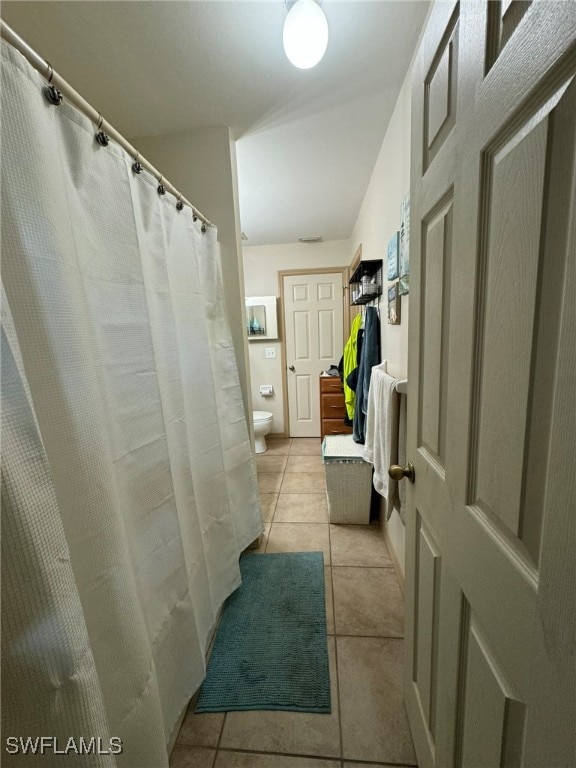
[[405, 3, 576, 767], [283, 272, 344, 437]]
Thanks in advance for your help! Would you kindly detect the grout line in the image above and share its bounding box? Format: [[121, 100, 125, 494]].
[[215, 746, 341, 762], [263, 456, 285, 550], [342, 761, 418, 767], [330, 564, 396, 569], [268, 521, 329, 525], [328, 521, 345, 764], [333, 624, 345, 764], [212, 711, 226, 768], [267, 491, 279, 528], [269, 462, 285, 528], [334, 565, 395, 571], [341, 760, 418, 767], [270, 519, 329, 525], [283, 472, 326, 476], [264, 456, 292, 540], [332, 633, 405, 641], [215, 745, 416, 767]]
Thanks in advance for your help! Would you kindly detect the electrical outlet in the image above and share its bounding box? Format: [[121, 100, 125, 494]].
[[265, 347, 276, 359]]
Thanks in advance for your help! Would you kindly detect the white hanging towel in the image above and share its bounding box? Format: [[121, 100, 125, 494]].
[[363, 362, 400, 518]]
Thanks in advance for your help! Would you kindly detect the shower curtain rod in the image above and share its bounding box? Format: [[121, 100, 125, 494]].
[[0, 19, 213, 228]]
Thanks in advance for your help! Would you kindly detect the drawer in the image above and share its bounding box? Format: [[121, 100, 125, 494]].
[[320, 376, 343, 393], [321, 393, 347, 418], [322, 418, 353, 438]]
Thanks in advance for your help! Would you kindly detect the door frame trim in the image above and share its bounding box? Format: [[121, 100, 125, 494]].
[[278, 266, 350, 438]]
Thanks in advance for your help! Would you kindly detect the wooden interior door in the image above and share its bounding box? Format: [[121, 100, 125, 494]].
[[282, 271, 344, 437], [405, 3, 576, 767]]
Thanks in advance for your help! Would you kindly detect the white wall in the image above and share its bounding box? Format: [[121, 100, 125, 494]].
[[349, 75, 411, 382], [132, 127, 252, 429], [243, 240, 351, 434], [348, 69, 413, 578]]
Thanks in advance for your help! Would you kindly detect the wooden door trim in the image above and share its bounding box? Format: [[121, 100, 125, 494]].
[[278, 266, 348, 438], [349, 243, 362, 275], [348, 244, 363, 329]]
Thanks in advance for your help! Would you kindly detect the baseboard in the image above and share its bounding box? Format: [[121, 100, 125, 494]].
[[269, 432, 289, 440], [382, 517, 405, 596]]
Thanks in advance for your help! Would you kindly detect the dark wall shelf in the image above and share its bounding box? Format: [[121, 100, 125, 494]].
[[349, 259, 383, 305]]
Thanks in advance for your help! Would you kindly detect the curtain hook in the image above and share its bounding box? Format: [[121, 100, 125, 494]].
[[176, 193, 184, 212], [132, 152, 143, 174], [192, 209, 198, 222], [201, 222, 207, 234], [43, 62, 63, 105], [157, 176, 166, 195], [95, 113, 109, 146]]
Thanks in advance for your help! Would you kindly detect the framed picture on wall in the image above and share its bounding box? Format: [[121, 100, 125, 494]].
[[399, 193, 410, 292], [388, 282, 401, 325], [387, 231, 399, 280]]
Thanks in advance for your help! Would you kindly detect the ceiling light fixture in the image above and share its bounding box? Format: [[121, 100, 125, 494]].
[[283, 0, 329, 70]]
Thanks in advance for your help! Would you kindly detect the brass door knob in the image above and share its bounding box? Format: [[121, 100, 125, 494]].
[[388, 461, 415, 483]]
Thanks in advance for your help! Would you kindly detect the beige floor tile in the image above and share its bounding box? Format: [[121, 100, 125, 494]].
[[274, 494, 328, 523], [290, 438, 323, 456], [257, 455, 288, 474], [220, 638, 340, 758], [266, 523, 331, 564], [337, 637, 416, 765], [170, 746, 215, 768], [332, 567, 403, 637], [243, 523, 270, 556], [216, 752, 340, 768], [325, 566, 334, 635], [260, 494, 278, 523], [285, 455, 325, 473], [265, 438, 292, 455], [344, 763, 409, 767], [176, 704, 224, 748], [281, 472, 326, 494], [257, 472, 283, 495], [330, 524, 392, 567]]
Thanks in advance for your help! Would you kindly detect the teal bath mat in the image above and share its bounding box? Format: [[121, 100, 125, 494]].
[[196, 552, 330, 713]]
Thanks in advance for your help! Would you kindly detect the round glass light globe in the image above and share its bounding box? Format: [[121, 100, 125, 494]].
[[283, 0, 329, 70]]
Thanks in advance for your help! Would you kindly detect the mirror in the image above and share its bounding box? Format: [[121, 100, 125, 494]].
[[245, 296, 278, 340]]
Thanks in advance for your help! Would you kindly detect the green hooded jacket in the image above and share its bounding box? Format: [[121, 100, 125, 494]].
[[343, 313, 363, 420]]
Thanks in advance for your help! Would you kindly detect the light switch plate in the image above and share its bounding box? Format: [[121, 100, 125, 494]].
[[265, 347, 276, 359]]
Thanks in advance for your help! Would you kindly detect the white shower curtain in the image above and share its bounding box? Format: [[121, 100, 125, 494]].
[[1, 41, 263, 768]]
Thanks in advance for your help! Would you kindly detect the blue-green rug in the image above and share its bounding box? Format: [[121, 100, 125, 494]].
[[196, 552, 330, 713]]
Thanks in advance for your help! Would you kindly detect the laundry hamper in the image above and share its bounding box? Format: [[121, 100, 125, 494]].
[[322, 434, 373, 524]]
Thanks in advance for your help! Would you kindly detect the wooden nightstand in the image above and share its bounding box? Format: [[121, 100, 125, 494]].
[[319, 376, 353, 441]]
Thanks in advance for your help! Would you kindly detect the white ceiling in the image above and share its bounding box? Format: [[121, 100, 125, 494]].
[[2, 1, 429, 245]]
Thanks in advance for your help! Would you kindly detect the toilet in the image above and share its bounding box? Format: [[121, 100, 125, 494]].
[[252, 411, 274, 454]]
